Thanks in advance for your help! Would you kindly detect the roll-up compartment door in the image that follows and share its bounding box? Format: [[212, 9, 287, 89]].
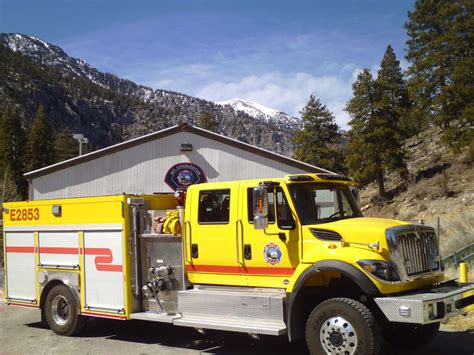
[[83, 230, 124, 312], [5, 232, 36, 302]]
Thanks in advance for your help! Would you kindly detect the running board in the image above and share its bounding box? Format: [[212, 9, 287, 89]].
[[130, 311, 181, 323], [174, 314, 286, 335], [176, 286, 287, 335]]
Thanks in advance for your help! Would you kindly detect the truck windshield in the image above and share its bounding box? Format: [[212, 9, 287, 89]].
[[288, 183, 362, 225]]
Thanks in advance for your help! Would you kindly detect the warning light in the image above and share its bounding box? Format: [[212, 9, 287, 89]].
[[175, 189, 186, 206]]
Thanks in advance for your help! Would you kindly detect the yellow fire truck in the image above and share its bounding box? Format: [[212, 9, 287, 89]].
[[2, 173, 473, 354]]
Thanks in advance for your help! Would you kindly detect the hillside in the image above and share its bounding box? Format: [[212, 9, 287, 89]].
[[361, 127, 474, 256], [0, 33, 296, 155]]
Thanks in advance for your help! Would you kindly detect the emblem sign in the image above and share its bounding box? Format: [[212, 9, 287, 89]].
[[263, 242, 282, 265], [164, 163, 207, 191]]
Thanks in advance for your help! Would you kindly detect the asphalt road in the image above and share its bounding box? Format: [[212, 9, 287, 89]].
[[0, 302, 473, 355]]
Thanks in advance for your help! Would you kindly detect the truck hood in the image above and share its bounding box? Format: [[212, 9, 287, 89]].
[[318, 217, 409, 229], [307, 217, 411, 245]]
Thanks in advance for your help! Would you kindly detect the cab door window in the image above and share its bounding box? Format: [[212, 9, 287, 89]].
[[198, 189, 230, 224], [276, 187, 295, 229]]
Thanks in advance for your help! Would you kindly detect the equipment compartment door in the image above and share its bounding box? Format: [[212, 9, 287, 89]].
[[83, 230, 124, 312], [5, 232, 36, 302]]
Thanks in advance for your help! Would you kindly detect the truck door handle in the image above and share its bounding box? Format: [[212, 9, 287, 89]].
[[185, 221, 192, 263], [191, 243, 199, 258], [236, 219, 244, 265], [244, 244, 252, 260]]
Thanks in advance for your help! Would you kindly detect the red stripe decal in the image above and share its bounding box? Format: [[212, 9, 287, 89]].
[[85, 248, 123, 272], [186, 264, 295, 276], [81, 311, 127, 320], [5, 246, 35, 253], [39, 247, 80, 255]]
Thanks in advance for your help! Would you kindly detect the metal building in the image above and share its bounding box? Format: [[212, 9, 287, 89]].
[[25, 123, 332, 200]]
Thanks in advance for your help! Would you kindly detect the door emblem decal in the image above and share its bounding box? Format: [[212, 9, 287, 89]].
[[263, 242, 282, 265]]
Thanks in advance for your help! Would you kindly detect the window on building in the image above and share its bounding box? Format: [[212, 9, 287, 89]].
[[198, 189, 230, 224]]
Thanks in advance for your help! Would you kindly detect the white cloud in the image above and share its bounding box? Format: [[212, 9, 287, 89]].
[[195, 70, 360, 129], [160, 63, 214, 78]]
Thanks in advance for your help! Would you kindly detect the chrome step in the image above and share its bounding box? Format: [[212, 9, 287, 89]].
[[130, 311, 181, 323], [174, 314, 286, 335], [176, 287, 287, 335]]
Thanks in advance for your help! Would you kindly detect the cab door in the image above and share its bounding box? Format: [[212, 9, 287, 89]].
[[185, 183, 243, 285], [239, 183, 301, 288]]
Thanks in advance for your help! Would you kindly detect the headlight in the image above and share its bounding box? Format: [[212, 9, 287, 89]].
[[357, 259, 400, 282]]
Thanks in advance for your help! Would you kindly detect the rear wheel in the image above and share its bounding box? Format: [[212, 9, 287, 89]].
[[44, 284, 85, 336], [305, 297, 380, 355]]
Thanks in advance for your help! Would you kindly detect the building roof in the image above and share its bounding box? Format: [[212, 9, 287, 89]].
[[24, 123, 333, 179]]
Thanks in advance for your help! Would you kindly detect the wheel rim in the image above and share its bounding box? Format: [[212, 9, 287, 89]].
[[319, 316, 358, 355], [51, 295, 70, 326]]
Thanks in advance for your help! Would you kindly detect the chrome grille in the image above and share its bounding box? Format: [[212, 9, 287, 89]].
[[386, 226, 441, 280], [397, 229, 439, 275]]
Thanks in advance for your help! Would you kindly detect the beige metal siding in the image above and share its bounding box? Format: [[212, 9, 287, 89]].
[[31, 132, 310, 199]]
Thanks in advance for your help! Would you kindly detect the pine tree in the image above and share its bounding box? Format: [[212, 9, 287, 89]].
[[346, 69, 390, 197], [376, 45, 412, 139], [293, 95, 345, 173], [27, 105, 55, 171], [198, 111, 218, 132], [405, 0, 474, 148], [374, 46, 408, 179], [54, 127, 78, 162], [0, 105, 28, 200], [346, 65, 405, 198]]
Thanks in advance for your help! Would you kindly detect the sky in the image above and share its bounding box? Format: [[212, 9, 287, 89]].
[[0, 0, 414, 128]]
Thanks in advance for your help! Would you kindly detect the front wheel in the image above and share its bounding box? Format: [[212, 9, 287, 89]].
[[305, 297, 380, 355], [44, 284, 86, 336]]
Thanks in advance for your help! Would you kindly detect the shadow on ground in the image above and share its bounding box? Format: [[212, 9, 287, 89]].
[[25, 318, 474, 354]]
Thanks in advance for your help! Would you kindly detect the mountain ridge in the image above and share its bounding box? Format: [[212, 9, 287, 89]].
[[0, 33, 296, 155]]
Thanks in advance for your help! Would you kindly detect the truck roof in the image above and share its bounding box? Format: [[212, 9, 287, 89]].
[[188, 173, 356, 191]]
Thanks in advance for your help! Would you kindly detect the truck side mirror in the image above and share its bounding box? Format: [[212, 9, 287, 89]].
[[253, 187, 268, 230]]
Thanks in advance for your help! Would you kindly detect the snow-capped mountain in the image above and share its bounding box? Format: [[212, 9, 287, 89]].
[[0, 33, 296, 155], [217, 98, 299, 130]]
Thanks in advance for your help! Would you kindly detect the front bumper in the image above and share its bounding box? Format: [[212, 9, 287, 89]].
[[374, 281, 474, 324]]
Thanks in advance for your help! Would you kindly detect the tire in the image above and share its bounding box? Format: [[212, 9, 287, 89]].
[[305, 297, 380, 355], [44, 284, 85, 336], [382, 322, 440, 349]]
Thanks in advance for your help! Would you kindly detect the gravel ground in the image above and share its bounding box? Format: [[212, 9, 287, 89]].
[[0, 302, 472, 355]]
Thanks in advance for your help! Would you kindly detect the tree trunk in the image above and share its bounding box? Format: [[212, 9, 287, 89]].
[[377, 170, 386, 198]]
